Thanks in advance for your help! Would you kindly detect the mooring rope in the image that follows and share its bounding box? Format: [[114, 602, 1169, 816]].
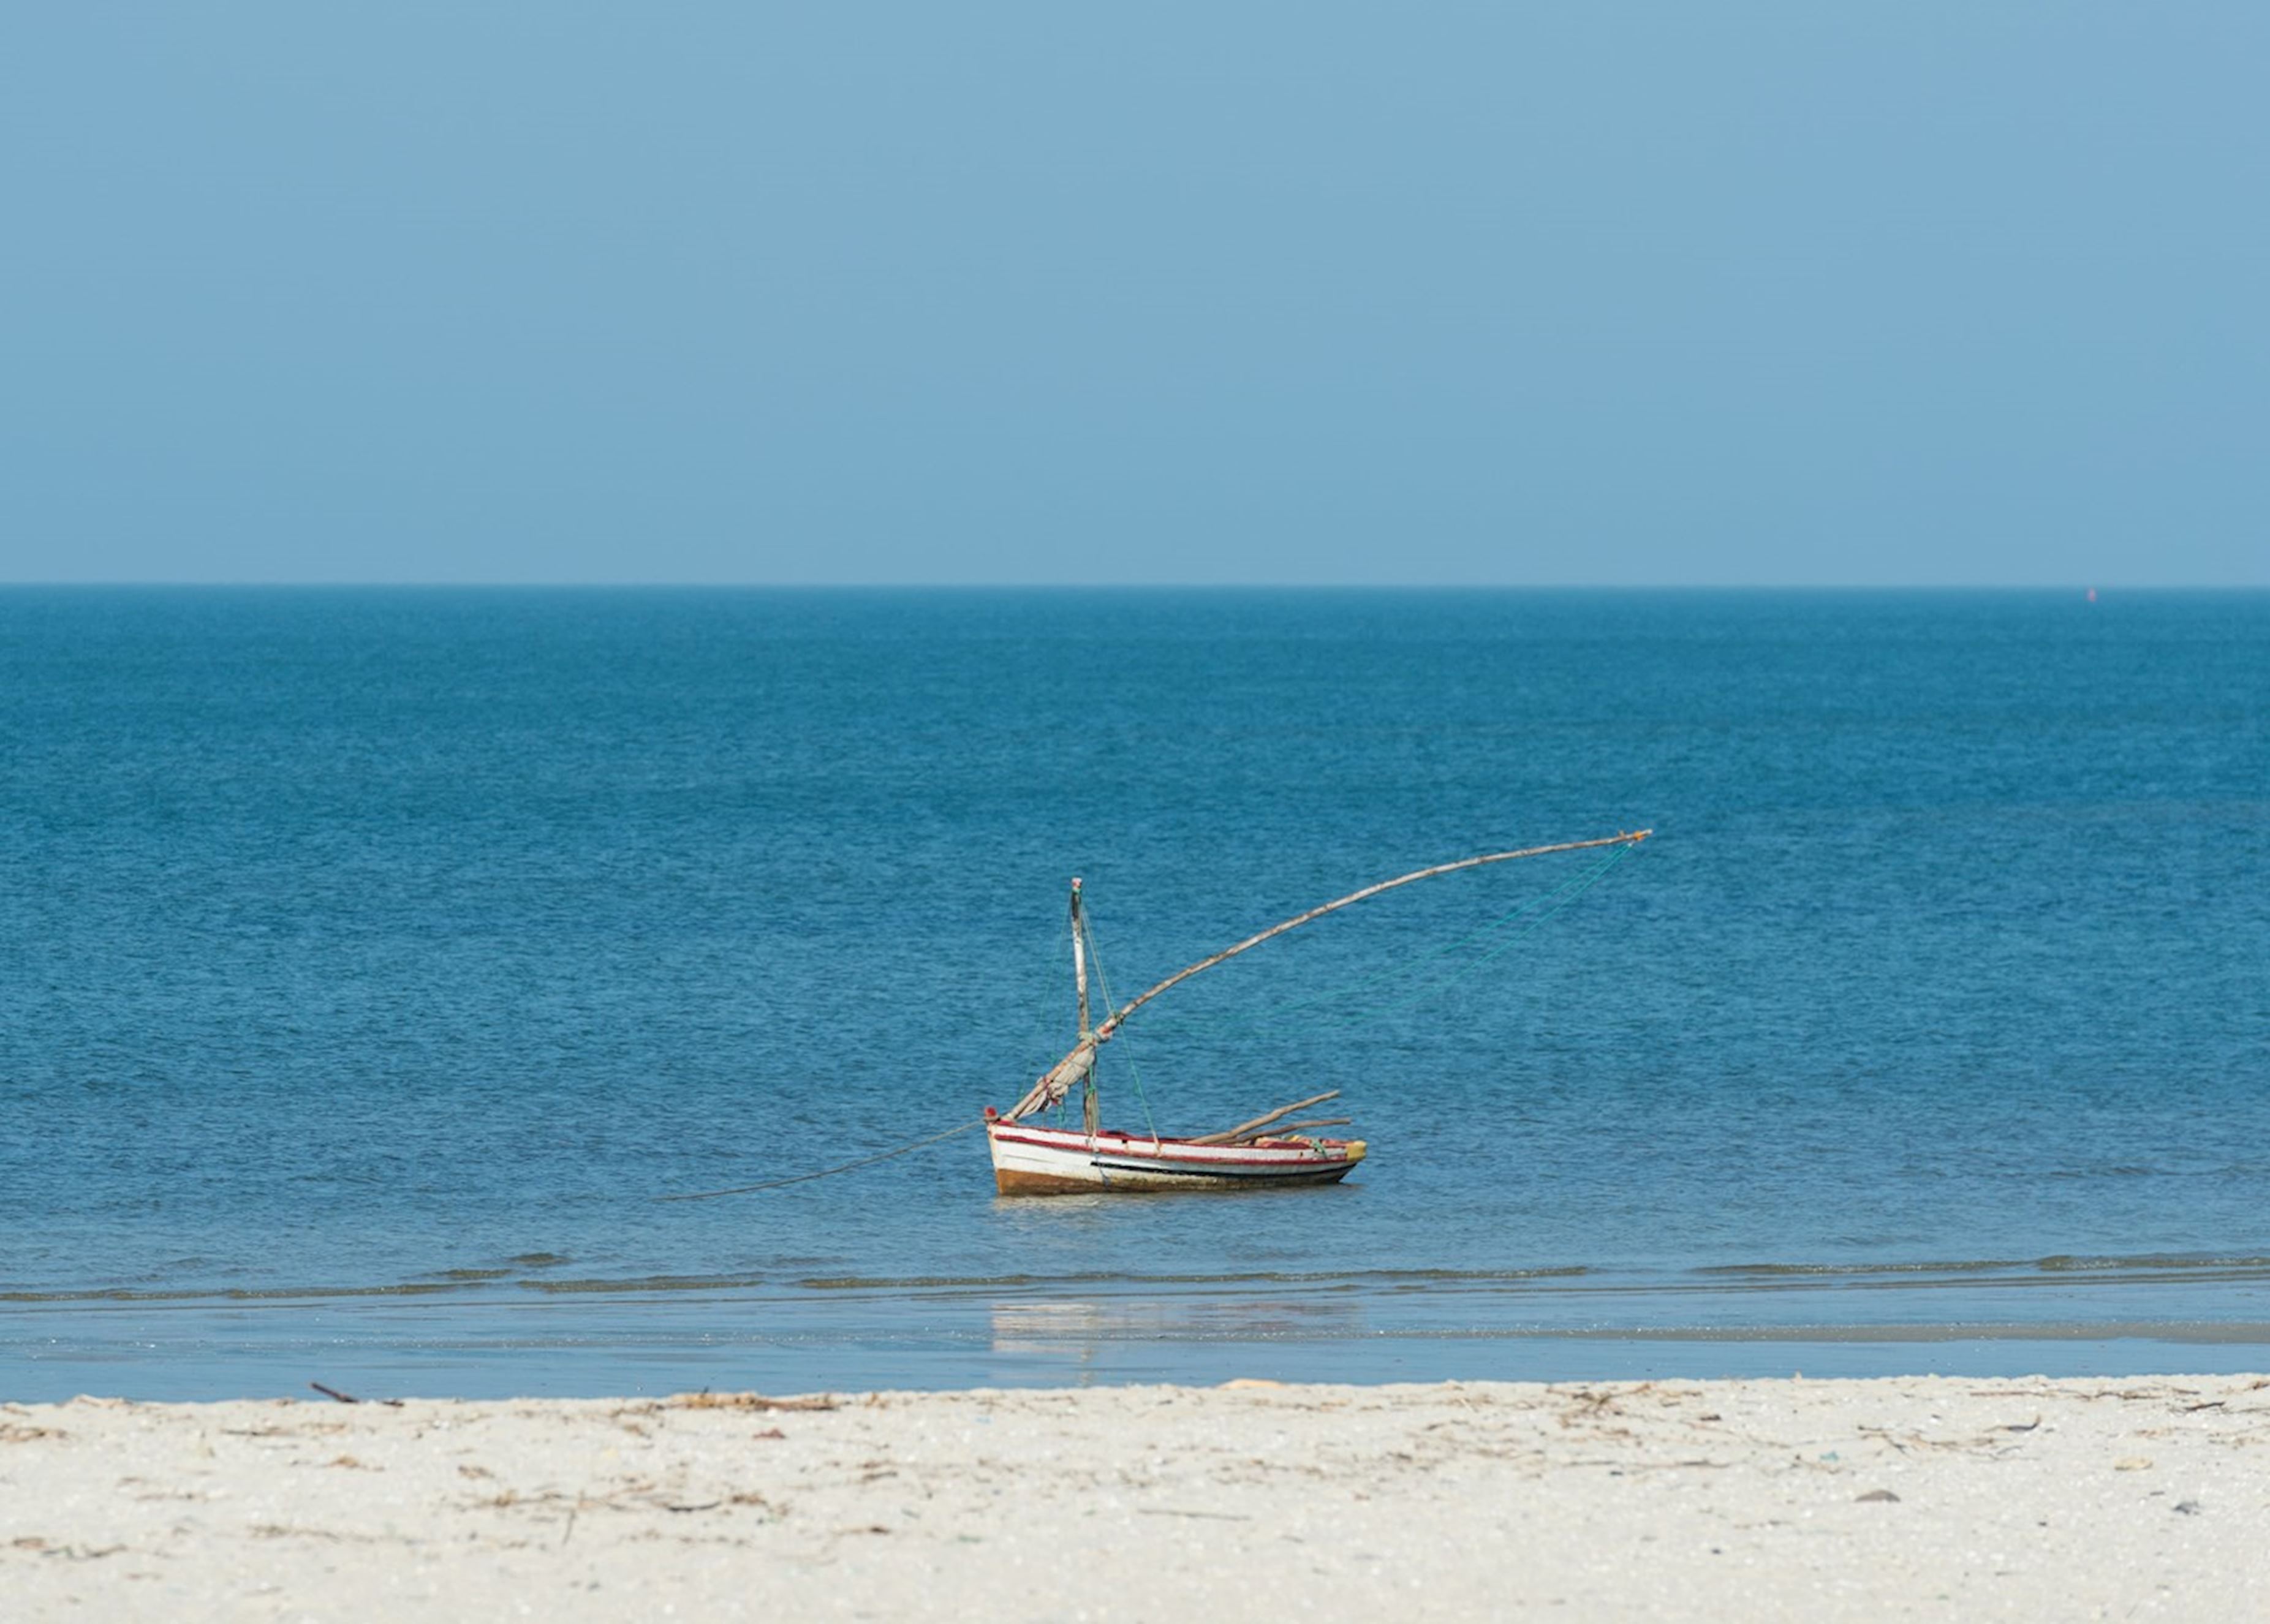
[[656, 1119, 987, 1201]]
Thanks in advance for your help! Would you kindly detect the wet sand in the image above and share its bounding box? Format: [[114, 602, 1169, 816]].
[[5, 1374, 2266, 1619]]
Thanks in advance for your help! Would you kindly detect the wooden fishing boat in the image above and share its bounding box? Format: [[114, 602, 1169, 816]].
[[985, 831, 1649, 1196], [983, 1112, 1365, 1195]]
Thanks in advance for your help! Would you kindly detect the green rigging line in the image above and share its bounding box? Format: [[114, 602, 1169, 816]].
[[1080, 910, 1162, 1143]]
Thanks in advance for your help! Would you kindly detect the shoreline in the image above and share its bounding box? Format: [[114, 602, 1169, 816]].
[[15, 1326, 2270, 1410], [7, 1372, 2266, 1618], [17, 1255, 2270, 1405]]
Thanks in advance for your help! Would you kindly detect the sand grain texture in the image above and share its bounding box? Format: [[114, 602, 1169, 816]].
[[4, 1375, 2267, 1619]]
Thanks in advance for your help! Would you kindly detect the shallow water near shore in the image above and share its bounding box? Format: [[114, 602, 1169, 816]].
[[4, 587, 2266, 1399]]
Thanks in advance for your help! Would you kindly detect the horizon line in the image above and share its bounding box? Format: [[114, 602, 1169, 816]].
[[2, 580, 2260, 593]]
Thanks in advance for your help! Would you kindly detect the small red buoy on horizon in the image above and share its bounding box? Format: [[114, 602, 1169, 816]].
[[2087, 587, 2098, 602]]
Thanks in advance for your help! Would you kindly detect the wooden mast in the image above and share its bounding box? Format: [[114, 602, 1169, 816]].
[[1070, 878, 1098, 1136], [1002, 829, 1650, 1122], [1071, 878, 1091, 1038]]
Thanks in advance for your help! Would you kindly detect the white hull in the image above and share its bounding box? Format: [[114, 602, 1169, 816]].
[[985, 1119, 1365, 1196]]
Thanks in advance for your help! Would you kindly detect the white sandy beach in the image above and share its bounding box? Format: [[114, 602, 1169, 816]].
[[4, 1374, 2265, 1620]]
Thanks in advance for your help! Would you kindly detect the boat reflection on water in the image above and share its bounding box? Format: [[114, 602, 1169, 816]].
[[988, 1291, 1368, 1373]]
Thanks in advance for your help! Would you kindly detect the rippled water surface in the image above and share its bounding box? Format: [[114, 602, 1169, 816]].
[[3, 588, 2264, 1398]]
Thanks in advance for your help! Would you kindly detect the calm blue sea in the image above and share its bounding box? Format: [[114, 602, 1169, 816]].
[[3, 587, 2265, 1400]]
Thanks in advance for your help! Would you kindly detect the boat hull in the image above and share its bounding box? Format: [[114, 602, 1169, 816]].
[[985, 1121, 1366, 1196]]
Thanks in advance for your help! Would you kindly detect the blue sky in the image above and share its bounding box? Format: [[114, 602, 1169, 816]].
[[4, 3, 2263, 584]]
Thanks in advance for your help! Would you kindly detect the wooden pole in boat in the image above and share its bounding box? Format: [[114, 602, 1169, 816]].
[[1233, 1117, 1350, 1141], [1004, 830, 1651, 1122], [1190, 1090, 1342, 1146]]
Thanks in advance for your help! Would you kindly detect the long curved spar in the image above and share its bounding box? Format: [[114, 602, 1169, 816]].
[[1002, 829, 1651, 1122]]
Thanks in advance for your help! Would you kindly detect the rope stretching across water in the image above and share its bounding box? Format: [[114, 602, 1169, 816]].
[[657, 1119, 986, 1201]]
